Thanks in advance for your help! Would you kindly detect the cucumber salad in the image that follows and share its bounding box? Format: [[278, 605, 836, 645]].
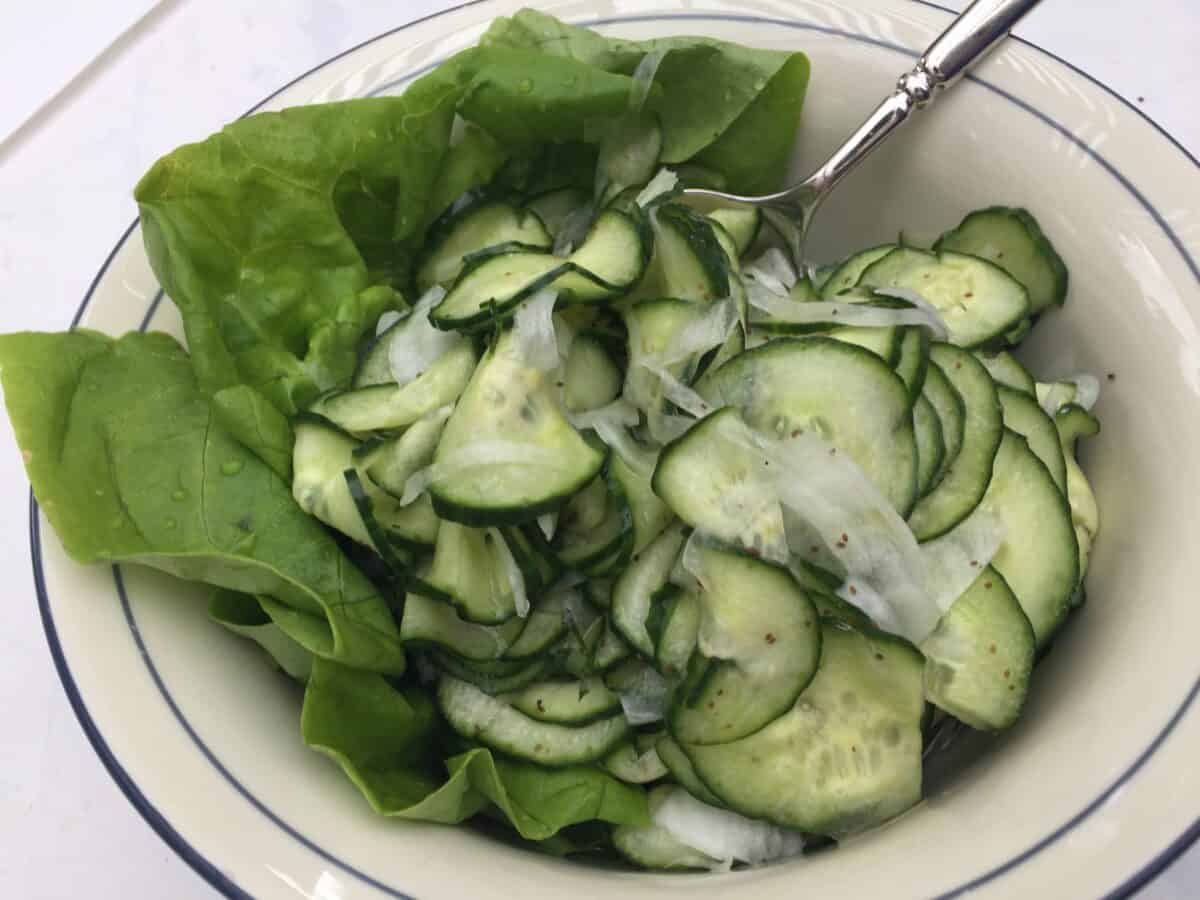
[[0, 10, 1101, 872]]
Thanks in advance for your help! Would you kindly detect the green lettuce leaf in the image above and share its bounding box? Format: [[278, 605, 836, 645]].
[[209, 589, 313, 681], [481, 8, 809, 192], [0, 330, 405, 674], [301, 659, 649, 840]]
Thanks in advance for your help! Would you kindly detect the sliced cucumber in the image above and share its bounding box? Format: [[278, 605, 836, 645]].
[[356, 406, 451, 499], [503, 677, 621, 725], [699, 337, 919, 515], [1056, 404, 1101, 579], [608, 450, 673, 555], [644, 203, 732, 301], [934, 206, 1068, 312], [592, 619, 633, 671], [893, 326, 930, 407], [438, 675, 629, 765], [820, 244, 896, 299], [430, 209, 648, 331], [824, 323, 902, 364], [603, 739, 669, 784], [311, 340, 477, 434], [423, 522, 524, 624], [611, 522, 688, 657], [655, 737, 724, 808], [553, 475, 633, 572], [503, 592, 568, 659], [623, 297, 709, 418], [922, 566, 1034, 730], [857, 247, 1031, 348], [707, 206, 763, 256], [432, 652, 549, 694], [978, 429, 1079, 646], [913, 394, 946, 498], [417, 201, 551, 292], [683, 620, 925, 835], [353, 314, 407, 389], [655, 588, 701, 678], [976, 350, 1035, 396], [997, 384, 1067, 494], [919, 359, 966, 490], [400, 591, 524, 660], [430, 328, 605, 526], [670, 543, 820, 746], [907, 345, 1003, 541], [563, 332, 623, 412]]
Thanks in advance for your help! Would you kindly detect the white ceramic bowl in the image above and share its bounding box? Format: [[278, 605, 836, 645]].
[[32, 1, 1200, 897]]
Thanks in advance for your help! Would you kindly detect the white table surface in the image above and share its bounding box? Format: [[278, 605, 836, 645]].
[[0, 2, 1197, 897]]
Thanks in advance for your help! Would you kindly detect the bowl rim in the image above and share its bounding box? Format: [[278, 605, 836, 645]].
[[28, 2, 1200, 898]]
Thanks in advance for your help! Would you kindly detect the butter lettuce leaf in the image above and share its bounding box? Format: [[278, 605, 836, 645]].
[[301, 659, 649, 839], [0, 330, 405, 674]]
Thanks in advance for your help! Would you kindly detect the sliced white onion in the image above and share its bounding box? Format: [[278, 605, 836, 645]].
[[488, 527, 529, 618], [630, 49, 668, 111], [554, 203, 594, 257], [919, 508, 1006, 614], [537, 512, 558, 541], [653, 787, 806, 868], [1071, 374, 1101, 411], [567, 399, 640, 432], [747, 290, 947, 336], [744, 247, 798, 292], [616, 665, 670, 726], [720, 416, 941, 644], [1038, 373, 1101, 414], [658, 298, 739, 366], [375, 309, 404, 336], [871, 286, 950, 338], [511, 288, 560, 372], [561, 588, 598, 636], [636, 168, 679, 208], [388, 285, 458, 387], [641, 361, 713, 419]]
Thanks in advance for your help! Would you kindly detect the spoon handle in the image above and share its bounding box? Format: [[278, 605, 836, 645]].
[[797, 0, 1042, 199]]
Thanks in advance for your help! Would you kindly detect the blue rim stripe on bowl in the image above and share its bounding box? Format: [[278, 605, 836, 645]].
[[28, 5, 1200, 899]]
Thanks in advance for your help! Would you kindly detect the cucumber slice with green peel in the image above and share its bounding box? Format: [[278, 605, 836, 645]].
[[430, 328, 606, 526], [553, 475, 634, 571], [913, 394, 946, 498], [919, 359, 966, 490], [400, 591, 525, 660], [682, 620, 925, 835], [603, 740, 669, 784], [893, 327, 930, 407], [934, 206, 1068, 312], [503, 592, 568, 659], [525, 187, 589, 239], [997, 384, 1067, 494], [417, 202, 552, 293], [655, 737, 724, 808], [563, 333, 622, 412], [611, 522, 688, 657], [978, 429, 1079, 646], [652, 407, 786, 555], [856, 247, 1031, 348], [437, 675, 630, 766], [698, 337, 919, 516], [500, 524, 562, 595], [430, 209, 649, 331], [1056, 404, 1101, 580], [311, 340, 477, 435], [669, 542, 821, 746], [976, 350, 1035, 396], [353, 314, 408, 389], [907, 345, 1003, 541], [810, 590, 875, 631], [431, 652, 550, 695], [706, 206, 763, 256], [655, 587, 701, 678], [922, 566, 1034, 730], [825, 324, 902, 364], [355, 406, 451, 500], [608, 451, 673, 556], [613, 786, 721, 871], [592, 619, 633, 671], [503, 677, 621, 725], [643, 203, 732, 302], [623, 297, 710, 416], [423, 523, 527, 625], [820, 244, 896, 299]]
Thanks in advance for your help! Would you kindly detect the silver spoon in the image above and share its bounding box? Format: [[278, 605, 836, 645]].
[[685, 0, 1044, 270]]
